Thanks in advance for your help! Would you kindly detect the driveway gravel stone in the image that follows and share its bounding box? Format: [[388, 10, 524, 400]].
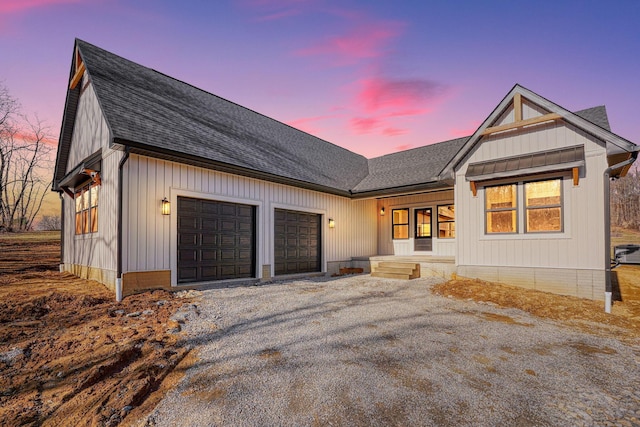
[[144, 276, 640, 426]]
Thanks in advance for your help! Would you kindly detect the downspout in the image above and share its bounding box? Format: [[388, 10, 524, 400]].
[[116, 147, 131, 302], [604, 151, 639, 313], [59, 192, 64, 272]]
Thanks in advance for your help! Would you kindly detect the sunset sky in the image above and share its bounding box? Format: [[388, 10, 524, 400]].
[[2, 0, 639, 164]]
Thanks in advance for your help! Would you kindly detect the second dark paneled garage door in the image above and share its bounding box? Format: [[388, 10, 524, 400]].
[[274, 209, 321, 276], [177, 197, 255, 284]]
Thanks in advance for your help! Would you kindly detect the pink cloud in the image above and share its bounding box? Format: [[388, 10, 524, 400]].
[[296, 21, 403, 65], [382, 127, 407, 137], [357, 77, 448, 114], [286, 114, 336, 134], [350, 117, 383, 134], [0, 0, 80, 14], [394, 144, 413, 151], [450, 120, 481, 137]]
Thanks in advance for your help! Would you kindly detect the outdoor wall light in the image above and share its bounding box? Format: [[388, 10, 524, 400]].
[[380, 207, 385, 216], [328, 218, 335, 228], [161, 197, 170, 215]]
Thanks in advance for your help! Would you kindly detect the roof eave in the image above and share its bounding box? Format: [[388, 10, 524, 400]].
[[349, 179, 454, 200], [112, 138, 354, 198]]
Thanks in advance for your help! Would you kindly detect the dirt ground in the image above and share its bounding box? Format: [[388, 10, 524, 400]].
[[2, 231, 640, 425], [0, 232, 193, 427], [433, 270, 640, 343]]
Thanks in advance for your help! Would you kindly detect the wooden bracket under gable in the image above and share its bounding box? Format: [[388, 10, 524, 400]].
[[69, 48, 86, 90], [482, 92, 561, 136], [81, 168, 101, 186], [572, 167, 579, 186], [470, 181, 477, 197]]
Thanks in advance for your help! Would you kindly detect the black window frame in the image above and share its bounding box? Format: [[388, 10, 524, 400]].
[[414, 208, 432, 239], [391, 208, 409, 240], [437, 204, 455, 239]]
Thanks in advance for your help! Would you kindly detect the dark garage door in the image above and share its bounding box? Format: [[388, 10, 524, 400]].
[[274, 209, 321, 276], [177, 197, 255, 284]]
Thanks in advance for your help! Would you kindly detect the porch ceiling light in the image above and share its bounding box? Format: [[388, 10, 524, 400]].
[[161, 197, 170, 215]]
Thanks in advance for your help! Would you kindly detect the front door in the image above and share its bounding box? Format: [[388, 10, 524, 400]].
[[414, 208, 432, 251]]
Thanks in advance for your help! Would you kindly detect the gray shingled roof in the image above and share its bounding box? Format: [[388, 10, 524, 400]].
[[574, 105, 611, 131], [55, 40, 629, 197], [353, 137, 468, 192], [75, 39, 369, 194]]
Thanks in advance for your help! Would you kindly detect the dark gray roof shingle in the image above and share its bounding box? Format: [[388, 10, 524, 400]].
[[574, 105, 611, 131], [76, 39, 369, 193], [353, 137, 469, 192]]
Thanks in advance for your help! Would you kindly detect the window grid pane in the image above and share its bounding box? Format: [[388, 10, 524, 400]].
[[525, 179, 562, 232], [392, 209, 409, 239], [485, 184, 517, 234], [437, 204, 455, 238]]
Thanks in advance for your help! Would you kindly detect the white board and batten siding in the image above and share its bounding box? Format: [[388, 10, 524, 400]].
[[455, 116, 609, 299], [377, 190, 455, 257], [121, 154, 378, 285], [62, 76, 122, 286]]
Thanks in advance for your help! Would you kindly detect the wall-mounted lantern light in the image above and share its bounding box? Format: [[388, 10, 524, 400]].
[[161, 197, 171, 215], [328, 218, 335, 229], [380, 207, 385, 216]]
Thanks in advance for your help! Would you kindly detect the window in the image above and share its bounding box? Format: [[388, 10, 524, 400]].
[[415, 208, 432, 238], [525, 179, 562, 232], [392, 208, 409, 239], [483, 178, 564, 235], [437, 204, 455, 238], [485, 184, 517, 233], [75, 182, 99, 235]]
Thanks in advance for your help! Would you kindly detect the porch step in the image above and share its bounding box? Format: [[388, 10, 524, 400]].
[[371, 262, 420, 280]]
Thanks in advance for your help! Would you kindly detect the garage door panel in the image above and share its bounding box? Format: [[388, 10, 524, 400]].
[[274, 209, 321, 276], [178, 197, 255, 283]]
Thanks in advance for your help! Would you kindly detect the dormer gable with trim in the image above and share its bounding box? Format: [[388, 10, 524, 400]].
[[441, 84, 638, 183]]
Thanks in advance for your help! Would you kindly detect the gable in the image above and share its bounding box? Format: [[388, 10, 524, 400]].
[[441, 85, 638, 180]]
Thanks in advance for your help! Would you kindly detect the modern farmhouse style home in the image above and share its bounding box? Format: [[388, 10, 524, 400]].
[[53, 39, 638, 306]]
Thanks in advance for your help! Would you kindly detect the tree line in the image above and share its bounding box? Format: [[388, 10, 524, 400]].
[[0, 83, 52, 231], [611, 165, 640, 230]]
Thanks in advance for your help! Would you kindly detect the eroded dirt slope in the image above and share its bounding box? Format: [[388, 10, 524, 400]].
[[0, 233, 194, 426]]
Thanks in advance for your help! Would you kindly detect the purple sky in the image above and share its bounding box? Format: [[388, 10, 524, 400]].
[[1, 0, 639, 160]]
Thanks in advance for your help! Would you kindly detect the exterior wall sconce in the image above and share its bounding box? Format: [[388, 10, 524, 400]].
[[380, 207, 385, 216], [161, 197, 170, 215], [328, 218, 335, 229]]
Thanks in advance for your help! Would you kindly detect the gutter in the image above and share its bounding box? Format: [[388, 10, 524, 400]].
[[604, 150, 639, 313], [116, 147, 131, 302]]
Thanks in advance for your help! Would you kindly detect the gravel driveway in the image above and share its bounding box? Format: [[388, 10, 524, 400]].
[[145, 276, 640, 426]]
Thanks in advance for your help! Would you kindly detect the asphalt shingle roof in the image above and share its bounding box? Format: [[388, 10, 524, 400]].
[[353, 137, 469, 192], [574, 105, 611, 131], [58, 40, 624, 197], [76, 39, 369, 193]]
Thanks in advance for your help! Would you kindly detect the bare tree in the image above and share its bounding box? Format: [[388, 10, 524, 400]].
[[0, 83, 53, 231], [39, 215, 61, 231], [611, 164, 640, 230]]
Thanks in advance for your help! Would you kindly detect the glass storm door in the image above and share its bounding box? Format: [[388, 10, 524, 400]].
[[414, 208, 432, 251]]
